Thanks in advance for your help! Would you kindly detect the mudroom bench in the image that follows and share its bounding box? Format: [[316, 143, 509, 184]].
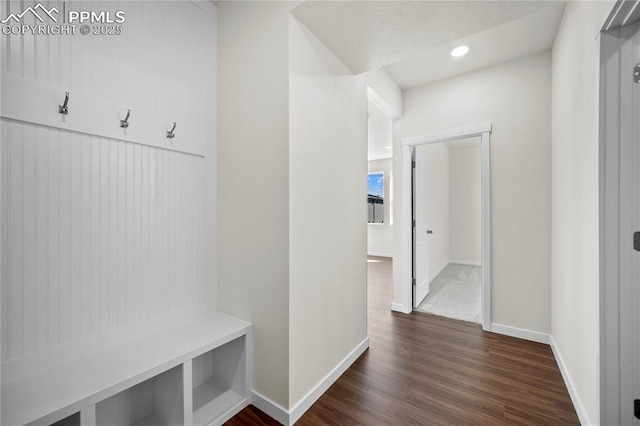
[[1, 313, 252, 426]]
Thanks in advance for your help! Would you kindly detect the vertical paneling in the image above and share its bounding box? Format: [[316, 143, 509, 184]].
[[58, 126, 71, 344], [69, 133, 81, 342], [1, 1, 211, 361], [1, 121, 206, 360], [47, 128, 60, 347], [80, 133, 92, 337], [8, 122, 24, 358], [108, 140, 118, 329], [22, 122, 36, 355], [35, 126, 49, 351]]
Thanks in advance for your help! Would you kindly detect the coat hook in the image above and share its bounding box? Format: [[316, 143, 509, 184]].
[[167, 122, 176, 139], [120, 109, 131, 128], [58, 92, 69, 115]]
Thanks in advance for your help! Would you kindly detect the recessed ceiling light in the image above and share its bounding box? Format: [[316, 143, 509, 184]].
[[385, 146, 392, 149], [451, 45, 469, 58]]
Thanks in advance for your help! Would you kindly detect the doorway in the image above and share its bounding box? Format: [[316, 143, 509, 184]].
[[400, 124, 492, 330], [412, 137, 482, 324]]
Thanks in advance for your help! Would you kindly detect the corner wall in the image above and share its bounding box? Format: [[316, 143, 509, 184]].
[[393, 52, 552, 334], [289, 16, 368, 409], [550, 2, 615, 424], [218, 2, 369, 416], [217, 1, 292, 408]]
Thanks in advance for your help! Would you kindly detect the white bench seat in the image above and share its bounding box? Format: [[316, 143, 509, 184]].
[[1, 312, 251, 426]]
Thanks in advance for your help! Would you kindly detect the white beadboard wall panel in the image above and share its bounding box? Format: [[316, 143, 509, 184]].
[[1, 0, 216, 361], [1, 119, 207, 361], [0, 1, 207, 155]]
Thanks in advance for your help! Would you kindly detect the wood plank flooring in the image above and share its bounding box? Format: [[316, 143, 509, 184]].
[[226, 256, 579, 425]]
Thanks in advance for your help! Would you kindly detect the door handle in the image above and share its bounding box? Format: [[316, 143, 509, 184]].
[[427, 230, 433, 235]]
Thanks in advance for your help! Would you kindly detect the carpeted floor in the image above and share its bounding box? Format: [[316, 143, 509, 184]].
[[416, 263, 481, 323]]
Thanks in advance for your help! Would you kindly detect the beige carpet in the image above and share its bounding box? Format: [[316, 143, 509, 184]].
[[417, 263, 481, 324]]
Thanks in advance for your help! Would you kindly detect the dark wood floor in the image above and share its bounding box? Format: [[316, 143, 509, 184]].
[[226, 256, 579, 425]]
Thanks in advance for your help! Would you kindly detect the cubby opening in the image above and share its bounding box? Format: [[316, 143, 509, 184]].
[[50, 412, 81, 426], [95, 365, 183, 426], [192, 336, 247, 425]]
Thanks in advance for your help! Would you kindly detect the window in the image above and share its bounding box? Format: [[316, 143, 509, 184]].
[[368, 172, 384, 224]]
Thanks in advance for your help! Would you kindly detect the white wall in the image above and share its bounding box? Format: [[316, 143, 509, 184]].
[[1, 1, 216, 361], [449, 145, 481, 264], [289, 16, 368, 408], [218, 2, 368, 414], [361, 68, 403, 119], [551, 2, 615, 424], [368, 103, 393, 161], [415, 143, 450, 282], [368, 158, 393, 257], [217, 1, 292, 408], [394, 52, 552, 334]]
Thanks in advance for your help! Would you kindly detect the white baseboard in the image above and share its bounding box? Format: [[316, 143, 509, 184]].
[[251, 391, 289, 426], [252, 338, 370, 426], [391, 302, 410, 313], [490, 323, 550, 344], [367, 251, 392, 258], [289, 337, 369, 424], [429, 261, 450, 283], [449, 259, 481, 266], [550, 336, 590, 426]]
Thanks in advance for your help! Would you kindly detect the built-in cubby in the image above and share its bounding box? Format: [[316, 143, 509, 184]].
[[3, 313, 250, 426], [192, 335, 248, 426], [96, 365, 184, 426], [50, 412, 81, 426]]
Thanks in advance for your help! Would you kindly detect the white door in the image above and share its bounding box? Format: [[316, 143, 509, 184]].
[[632, 22, 640, 425], [620, 21, 640, 425], [412, 147, 430, 308], [602, 20, 640, 424]]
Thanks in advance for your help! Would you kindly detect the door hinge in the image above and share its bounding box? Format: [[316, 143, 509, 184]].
[[411, 160, 416, 169], [412, 278, 416, 287], [635, 63, 640, 83], [634, 232, 640, 252], [634, 399, 640, 419], [412, 219, 416, 227]]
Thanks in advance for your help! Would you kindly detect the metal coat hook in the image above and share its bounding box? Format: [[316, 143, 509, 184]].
[[59, 92, 69, 115], [120, 109, 131, 128], [166, 122, 176, 139]]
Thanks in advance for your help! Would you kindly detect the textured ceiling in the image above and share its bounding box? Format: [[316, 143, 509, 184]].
[[385, 3, 565, 89], [292, 1, 563, 75]]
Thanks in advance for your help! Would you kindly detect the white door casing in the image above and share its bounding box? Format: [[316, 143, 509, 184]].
[[400, 123, 492, 331]]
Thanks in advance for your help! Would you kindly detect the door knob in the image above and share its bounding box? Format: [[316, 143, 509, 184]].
[[427, 230, 433, 235]]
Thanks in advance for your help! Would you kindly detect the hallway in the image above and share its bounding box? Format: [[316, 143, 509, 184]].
[[227, 256, 578, 425]]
